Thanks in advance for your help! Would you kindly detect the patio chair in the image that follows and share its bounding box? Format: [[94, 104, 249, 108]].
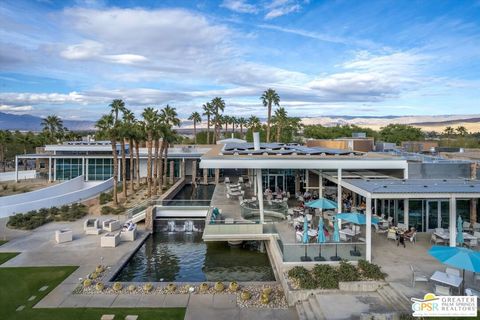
[[238, 177, 243, 183], [431, 234, 445, 245], [434, 284, 451, 296], [387, 216, 393, 226], [410, 265, 429, 288], [387, 229, 397, 241], [474, 231, 480, 239], [465, 238, 477, 249], [474, 222, 480, 232], [465, 288, 480, 297], [435, 228, 445, 235], [397, 223, 407, 230], [446, 267, 460, 277], [340, 232, 348, 242], [463, 221, 472, 232], [225, 177, 230, 184]]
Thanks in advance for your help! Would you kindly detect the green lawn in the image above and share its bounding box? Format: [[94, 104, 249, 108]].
[[0, 265, 186, 320], [0, 252, 19, 265], [0, 240, 8, 246]]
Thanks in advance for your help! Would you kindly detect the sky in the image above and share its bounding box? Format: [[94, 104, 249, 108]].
[[0, 0, 479, 121]]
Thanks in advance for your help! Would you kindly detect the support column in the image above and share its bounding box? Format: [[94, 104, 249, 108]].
[[319, 170, 323, 198], [306, 169, 309, 190], [81, 157, 85, 179], [449, 196, 457, 247], [85, 159, 89, 181], [404, 199, 409, 228], [256, 169, 264, 224], [14, 156, 18, 182], [169, 160, 174, 184], [366, 195, 372, 262], [191, 160, 197, 183], [295, 171, 300, 196], [337, 168, 342, 213], [471, 199, 477, 227], [203, 168, 208, 184], [53, 158, 57, 181], [181, 159, 185, 178], [48, 157, 52, 182], [214, 168, 219, 184]]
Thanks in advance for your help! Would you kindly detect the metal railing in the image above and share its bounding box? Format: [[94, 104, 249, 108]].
[[279, 241, 366, 262]]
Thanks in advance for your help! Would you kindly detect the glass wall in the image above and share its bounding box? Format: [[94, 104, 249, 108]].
[[55, 158, 82, 180], [87, 158, 113, 181]]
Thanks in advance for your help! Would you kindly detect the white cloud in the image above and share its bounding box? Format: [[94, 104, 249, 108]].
[[60, 40, 103, 60], [264, 0, 301, 19], [0, 104, 33, 112], [102, 54, 149, 65], [221, 0, 258, 14]]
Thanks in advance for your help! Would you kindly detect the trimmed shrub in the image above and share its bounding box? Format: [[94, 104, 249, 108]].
[[7, 204, 86, 230], [241, 290, 251, 301], [167, 283, 176, 292], [337, 261, 359, 282], [113, 282, 123, 291], [287, 266, 317, 289], [358, 260, 387, 280], [262, 287, 272, 295], [260, 292, 270, 304], [128, 284, 136, 292], [83, 279, 92, 287], [229, 281, 239, 292], [99, 192, 113, 205], [95, 265, 104, 273], [101, 206, 115, 215], [95, 282, 104, 291], [312, 264, 339, 289], [89, 272, 99, 280], [143, 283, 154, 292], [214, 281, 224, 292], [199, 283, 209, 293]]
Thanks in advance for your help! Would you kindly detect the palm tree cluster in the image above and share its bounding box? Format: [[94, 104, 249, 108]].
[[96, 100, 180, 205]]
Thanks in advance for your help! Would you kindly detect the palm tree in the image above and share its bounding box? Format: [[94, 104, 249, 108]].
[[160, 106, 181, 186], [132, 121, 144, 189], [238, 117, 247, 138], [123, 109, 136, 193], [202, 102, 214, 144], [0, 131, 12, 172], [456, 126, 468, 137], [231, 116, 237, 133], [248, 115, 261, 131], [261, 88, 280, 142], [96, 114, 119, 205], [142, 107, 158, 198], [41, 115, 64, 143], [110, 99, 126, 124], [188, 111, 202, 144], [272, 107, 288, 142], [211, 97, 225, 143]]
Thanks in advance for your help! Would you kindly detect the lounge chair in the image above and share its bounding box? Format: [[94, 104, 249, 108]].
[[474, 223, 480, 232], [465, 288, 480, 297], [463, 221, 472, 232], [434, 284, 451, 296], [84, 218, 101, 235], [431, 233, 445, 245], [410, 265, 429, 288]]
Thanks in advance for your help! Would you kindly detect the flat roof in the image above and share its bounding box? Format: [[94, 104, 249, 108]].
[[342, 178, 480, 198]]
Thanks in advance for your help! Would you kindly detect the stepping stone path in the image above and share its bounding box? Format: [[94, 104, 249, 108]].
[[28, 296, 36, 301], [16, 305, 25, 311], [38, 286, 49, 292]]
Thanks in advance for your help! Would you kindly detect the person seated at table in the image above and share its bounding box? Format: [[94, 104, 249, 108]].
[[396, 229, 406, 248], [303, 190, 311, 200], [404, 227, 416, 241], [299, 201, 305, 210]]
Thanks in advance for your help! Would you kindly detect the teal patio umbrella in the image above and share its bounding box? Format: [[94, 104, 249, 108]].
[[457, 216, 464, 246], [335, 212, 379, 225], [331, 217, 341, 261], [336, 212, 379, 257], [429, 246, 480, 293], [305, 198, 338, 210], [301, 217, 312, 261], [315, 218, 326, 261]]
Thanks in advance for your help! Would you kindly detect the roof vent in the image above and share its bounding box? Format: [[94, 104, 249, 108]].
[[383, 185, 387, 188], [424, 185, 428, 188]]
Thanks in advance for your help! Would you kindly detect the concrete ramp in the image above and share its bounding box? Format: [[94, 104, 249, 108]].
[[0, 176, 113, 218]]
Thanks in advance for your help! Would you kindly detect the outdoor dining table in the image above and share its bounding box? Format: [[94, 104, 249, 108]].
[[430, 270, 463, 291], [295, 216, 312, 223]]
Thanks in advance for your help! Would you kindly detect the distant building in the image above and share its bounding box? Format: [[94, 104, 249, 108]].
[[306, 137, 374, 152], [401, 141, 438, 153]]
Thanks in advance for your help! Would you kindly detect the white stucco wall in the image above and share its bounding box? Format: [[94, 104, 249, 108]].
[[0, 170, 37, 182], [0, 177, 113, 218]]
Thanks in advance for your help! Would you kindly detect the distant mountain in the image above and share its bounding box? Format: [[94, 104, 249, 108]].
[[0, 112, 95, 131]]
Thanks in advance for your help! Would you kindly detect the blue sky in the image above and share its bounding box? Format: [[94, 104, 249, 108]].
[[0, 0, 479, 120]]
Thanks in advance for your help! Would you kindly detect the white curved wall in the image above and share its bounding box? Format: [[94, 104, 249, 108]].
[[0, 177, 113, 218], [0, 170, 36, 182], [0, 176, 84, 207]]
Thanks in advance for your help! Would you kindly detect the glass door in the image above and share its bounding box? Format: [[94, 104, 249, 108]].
[[427, 200, 439, 231], [440, 201, 449, 229]]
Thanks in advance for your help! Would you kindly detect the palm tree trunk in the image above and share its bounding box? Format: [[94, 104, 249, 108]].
[[206, 116, 210, 144], [135, 139, 140, 189], [266, 102, 272, 142], [153, 138, 159, 195], [111, 138, 119, 205], [158, 142, 165, 194], [121, 139, 127, 199], [163, 142, 169, 187], [146, 132, 153, 197], [240, 125, 243, 137], [129, 138, 134, 193], [194, 121, 197, 145], [276, 125, 281, 142]]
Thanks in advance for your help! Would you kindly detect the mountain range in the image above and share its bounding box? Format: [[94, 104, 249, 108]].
[[1, 111, 479, 133]]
